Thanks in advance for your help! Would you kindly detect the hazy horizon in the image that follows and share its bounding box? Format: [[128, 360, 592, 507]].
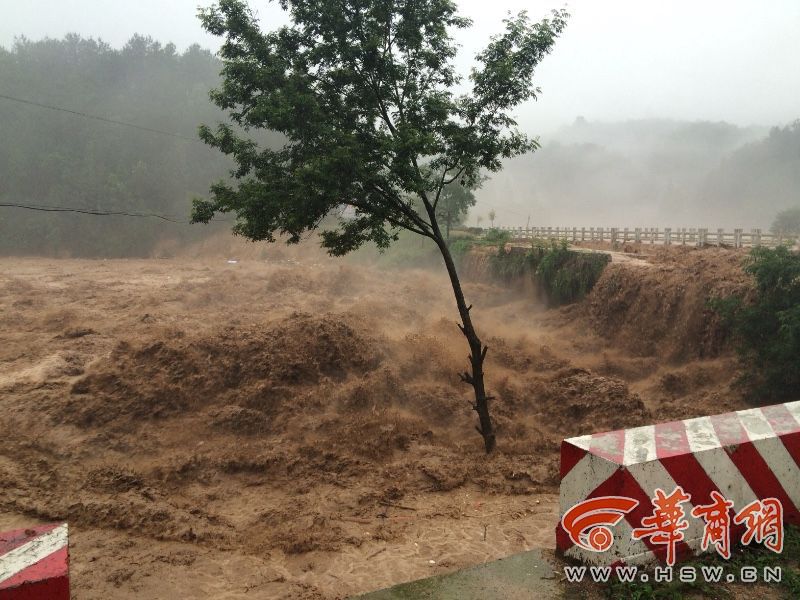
[[1, 1, 798, 237], [1, 0, 798, 135]]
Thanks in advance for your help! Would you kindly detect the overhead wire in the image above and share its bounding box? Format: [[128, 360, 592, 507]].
[[0, 92, 519, 227], [0, 92, 200, 143], [0, 202, 191, 223], [0, 93, 231, 223]]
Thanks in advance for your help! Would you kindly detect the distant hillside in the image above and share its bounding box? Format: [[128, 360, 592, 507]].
[[476, 118, 799, 229], [700, 122, 800, 227], [0, 35, 244, 257]]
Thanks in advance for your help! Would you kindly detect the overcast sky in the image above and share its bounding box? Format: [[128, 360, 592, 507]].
[[1, 0, 798, 133]]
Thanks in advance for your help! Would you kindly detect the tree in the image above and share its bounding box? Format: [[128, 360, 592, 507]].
[[436, 180, 479, 240], [771, 207, 800, 239], [193, 0, 568, 453], [712, 246, 800, 401], [488, 208, 496, 228]]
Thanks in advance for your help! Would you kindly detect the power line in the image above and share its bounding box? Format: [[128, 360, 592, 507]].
[[0, 93, 200, 143], [0, 95, 233, 224], [0, 202, 189, 223]]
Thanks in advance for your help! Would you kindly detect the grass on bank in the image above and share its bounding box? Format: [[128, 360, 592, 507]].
[[482, 237, 610, 305]]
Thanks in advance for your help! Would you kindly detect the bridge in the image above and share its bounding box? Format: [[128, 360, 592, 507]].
[[497, 226, 791, 248]]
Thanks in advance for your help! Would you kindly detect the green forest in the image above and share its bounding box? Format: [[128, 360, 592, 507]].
[[0, 35, 236, 257]]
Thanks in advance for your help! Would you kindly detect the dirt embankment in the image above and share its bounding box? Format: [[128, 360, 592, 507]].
[[461, 241, 752, 362], [584, 246, 751, 361], [0, 241, 753, 599], [460, 241, 754, 421]]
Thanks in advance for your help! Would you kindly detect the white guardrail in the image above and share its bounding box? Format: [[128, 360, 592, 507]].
[[498, 226, 792, 248]]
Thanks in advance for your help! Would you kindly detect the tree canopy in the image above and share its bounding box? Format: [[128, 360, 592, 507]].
[[771, 206, 800, 237], [436, 180, 479, 238], [193, 0, 568, 254]]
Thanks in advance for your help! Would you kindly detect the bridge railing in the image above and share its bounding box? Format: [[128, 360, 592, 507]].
[[497, 226, 793, 248]]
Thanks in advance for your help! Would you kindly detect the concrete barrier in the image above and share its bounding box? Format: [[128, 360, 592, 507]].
[[557, 402, 800, 567], [0, 523, 69, 599]]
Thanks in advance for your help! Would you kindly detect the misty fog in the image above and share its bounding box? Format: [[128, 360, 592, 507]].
[[479, 118, 799, 229], [0, 1, 798, 256]]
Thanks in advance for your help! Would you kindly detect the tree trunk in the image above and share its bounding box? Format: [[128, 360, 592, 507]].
[[434, 235, 496, 453]]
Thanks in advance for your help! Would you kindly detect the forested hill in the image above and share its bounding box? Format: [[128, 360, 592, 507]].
[[0, 35, 238, 257], [478, 118, 800, 229], [700, 122, 800, 227]]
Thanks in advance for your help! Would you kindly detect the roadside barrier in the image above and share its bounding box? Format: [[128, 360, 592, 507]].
[[0, 523, 69, 599], [557, 402, 800, 566]]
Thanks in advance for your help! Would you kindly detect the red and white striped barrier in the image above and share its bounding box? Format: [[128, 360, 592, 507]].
[[0, 523, 69, 599], [557, 401, 800, 566]]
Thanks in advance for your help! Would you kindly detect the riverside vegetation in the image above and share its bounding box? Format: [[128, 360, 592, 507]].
[[451, 232, 610, 306]]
